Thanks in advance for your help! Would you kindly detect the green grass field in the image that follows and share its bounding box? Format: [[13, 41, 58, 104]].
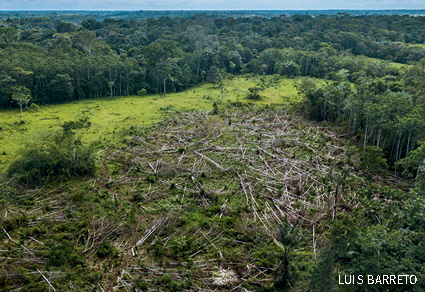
[[409, 43, 425, 49], [365, 56, 412, 69], [387, 60, 411, 69], [0, 76, 321, 171]]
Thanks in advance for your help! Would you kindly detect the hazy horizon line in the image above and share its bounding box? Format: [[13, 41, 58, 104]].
[[2, 8, 425, 12]]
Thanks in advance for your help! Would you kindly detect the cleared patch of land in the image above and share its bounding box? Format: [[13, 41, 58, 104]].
[[0, 105, 355, 291], [0, 76, 323, 170], [364, 56, 412, 69]]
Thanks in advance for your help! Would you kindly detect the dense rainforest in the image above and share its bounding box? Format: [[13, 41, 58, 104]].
[[1, 12, 425, 170], [0, 11, 425, 291]]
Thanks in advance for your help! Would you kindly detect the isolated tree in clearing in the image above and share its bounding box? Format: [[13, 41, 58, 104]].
[[11, 86, 32, 122]]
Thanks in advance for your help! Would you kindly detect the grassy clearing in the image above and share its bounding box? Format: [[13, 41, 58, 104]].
[[409, 43, 425, 49], [387, 60, 411, 69], [0, 76, 322, 171], [364, 56, 412, 69]]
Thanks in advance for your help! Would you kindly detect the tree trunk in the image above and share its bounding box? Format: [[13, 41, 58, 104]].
[[406, 132, 411, 158], [363, 125, 368, 152], [20, 103, 23, 121], [196, 56, 201, 81], [127, 72, 129, 95], [305, 59, 309, 75], [415, 160, 424, 187], [394, 134, 402, 175], [376, 129, 381, 148], [363, 112, 369, 152], [397, 135, 405, 161], [72, 135, 76, 163], [390, 138, 396, 163], [119, 73, 122, 96], [333, 184, 339, 220]]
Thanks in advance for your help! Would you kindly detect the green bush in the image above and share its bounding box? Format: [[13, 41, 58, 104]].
[[359, 146, 387, 175], [7, 130, 96, 186], [96, 242, 115, 258], [47, 240, 85, 267], [419, 173, 425, 195], [137, 88, 147, 96], [134, 277, 148, 291], [247, 87, 263, 100], [28, 103, 40, 112], [178, 147, 186, 154]]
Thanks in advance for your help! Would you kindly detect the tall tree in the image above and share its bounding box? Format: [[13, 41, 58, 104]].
[[11, 86, 32, 122]]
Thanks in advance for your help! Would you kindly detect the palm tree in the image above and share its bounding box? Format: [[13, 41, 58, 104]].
[[274, 219, 302, 290]]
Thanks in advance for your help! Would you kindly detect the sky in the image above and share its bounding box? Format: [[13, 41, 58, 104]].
[[1, 0, 425, 11]]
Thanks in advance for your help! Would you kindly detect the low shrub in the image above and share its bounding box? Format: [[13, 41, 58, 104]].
[[359, 146, 387, 176], [28, 103, 40, 112], [7, 129, 96, 186], [137, 88, 148, 96], [247, 87, 263, 100]]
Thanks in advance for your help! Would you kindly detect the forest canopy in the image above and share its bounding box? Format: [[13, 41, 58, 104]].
[[1, 13, 424, 172]]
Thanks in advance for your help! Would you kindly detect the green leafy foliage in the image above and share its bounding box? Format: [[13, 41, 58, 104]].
[[274, 219, 302, 290], [359, 146, 387, 176], [7, 128, 96, 186], [247, 87, 263, 100], [137, 88, 147, 96]]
